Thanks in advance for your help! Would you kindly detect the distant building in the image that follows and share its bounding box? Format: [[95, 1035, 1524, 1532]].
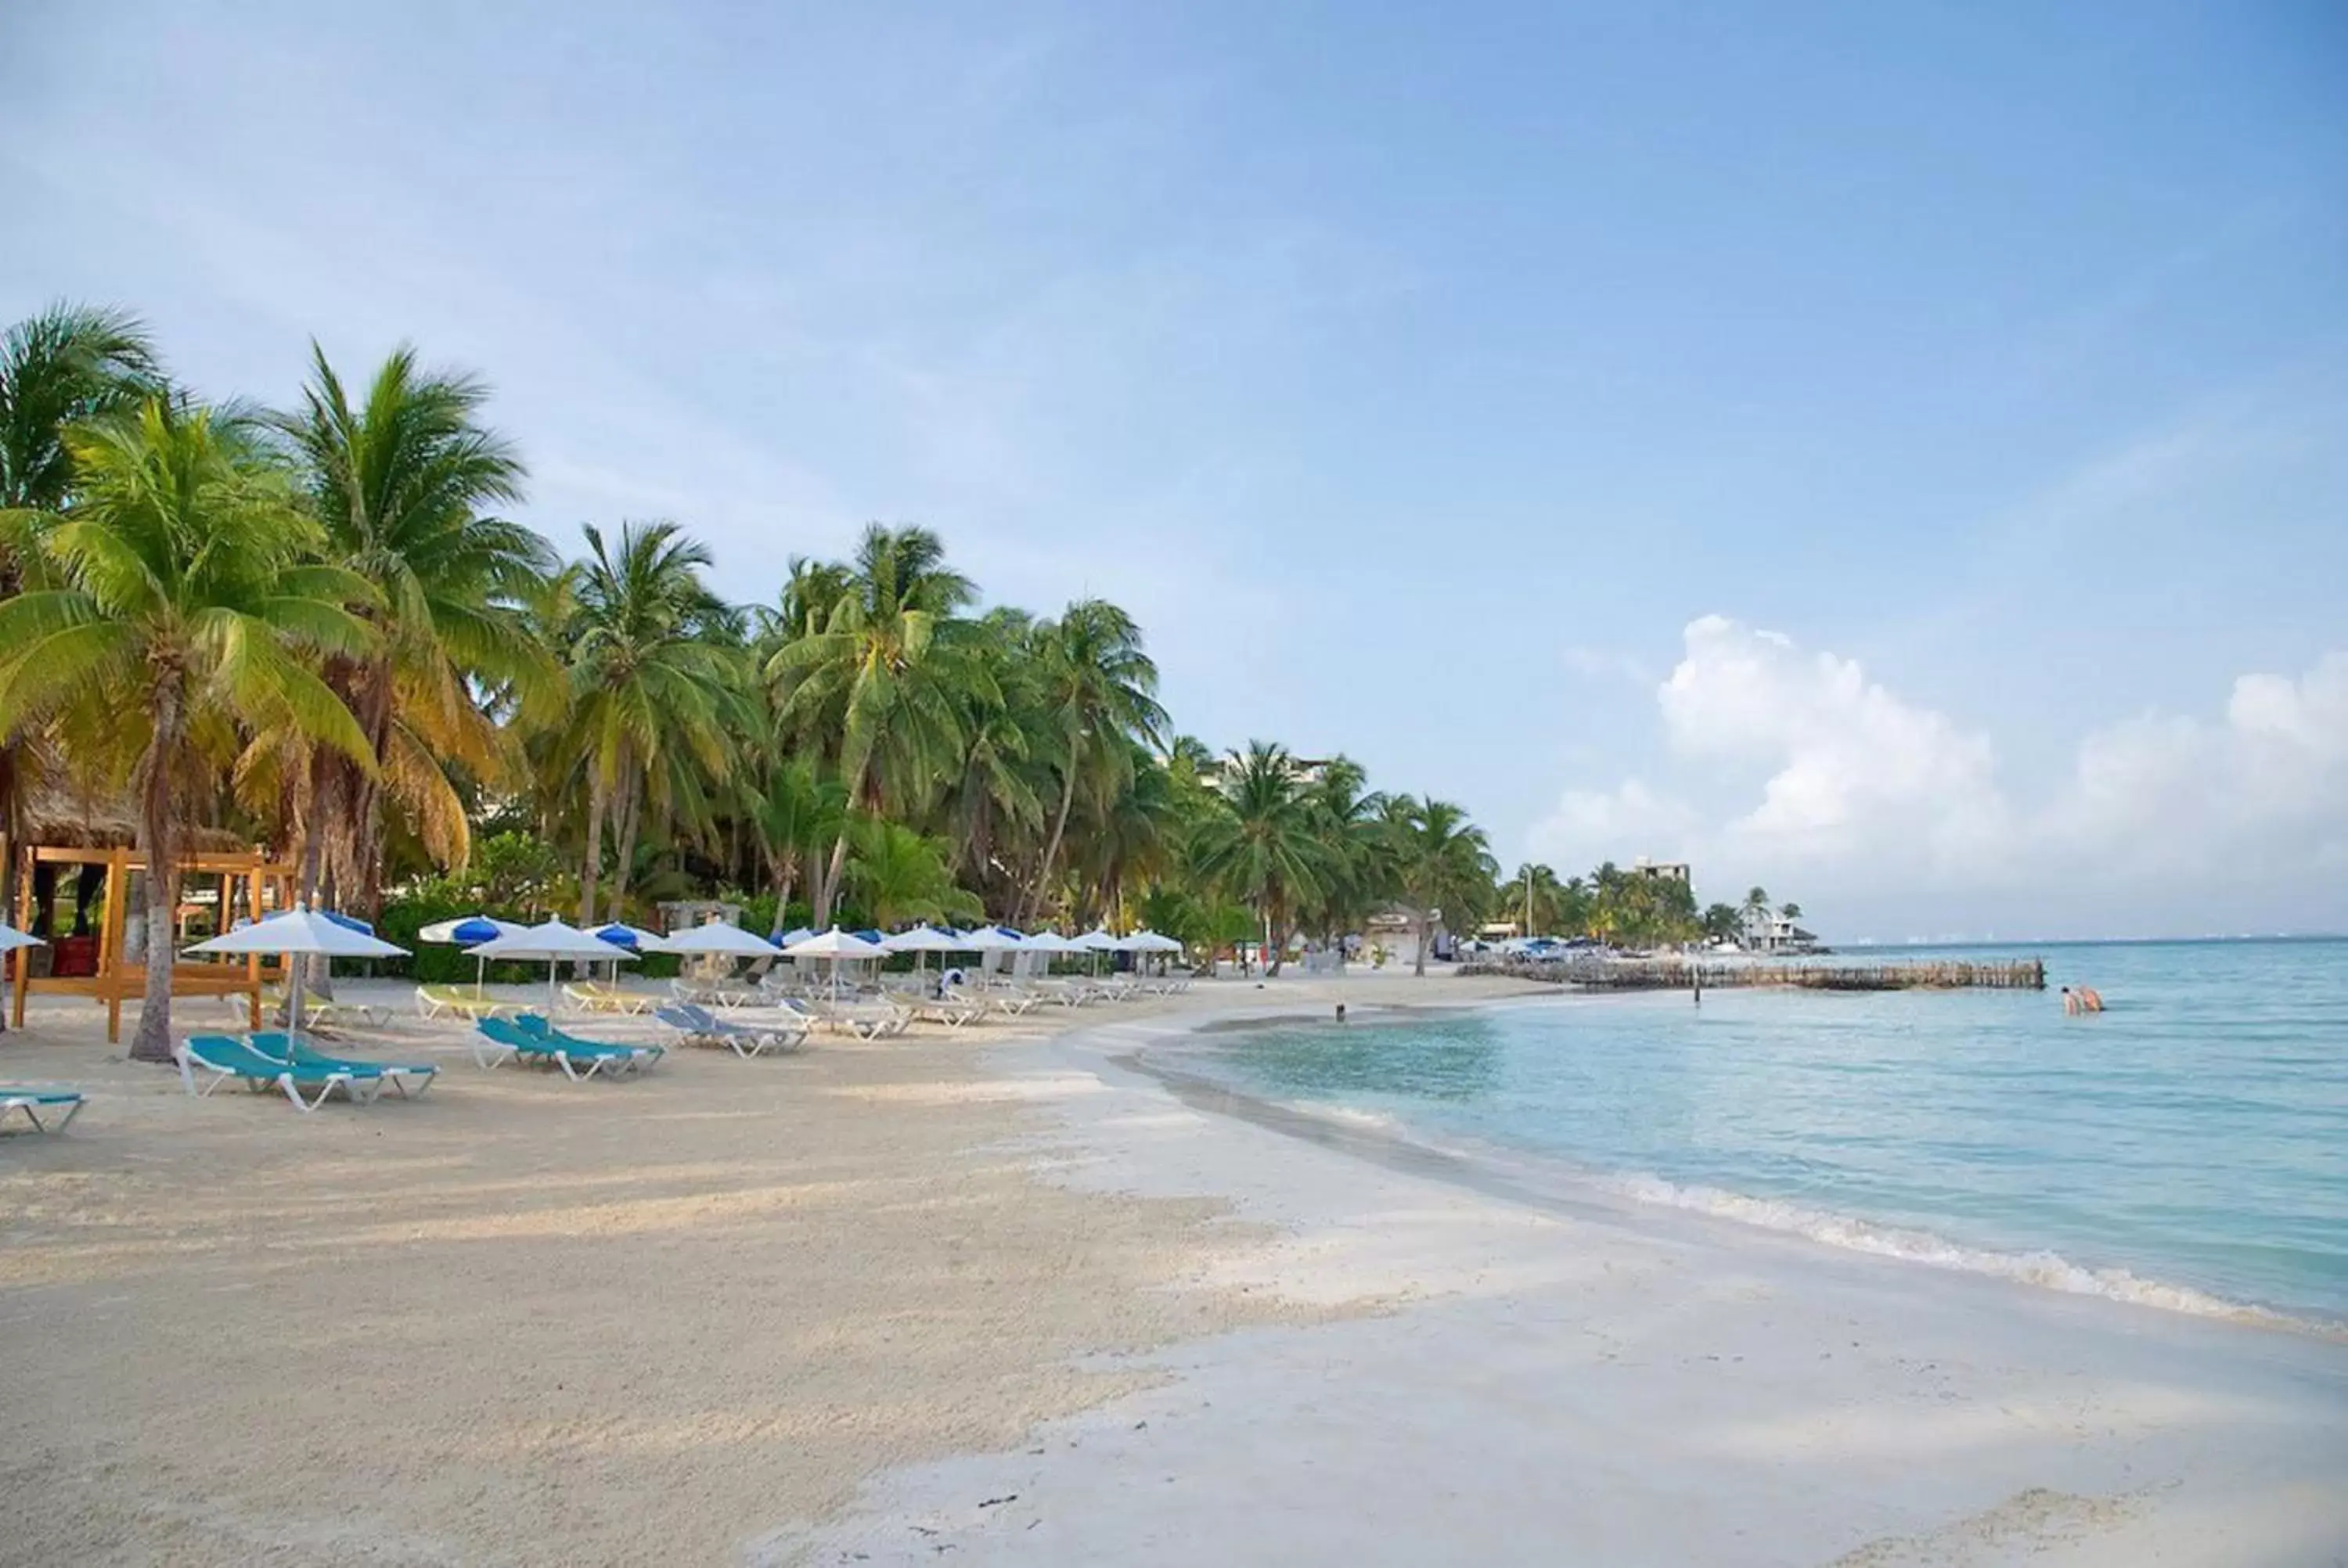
[[1743, 910, 1820, 955], [1630, 858, 1691, 884], [1202, 754, 1334, 789]]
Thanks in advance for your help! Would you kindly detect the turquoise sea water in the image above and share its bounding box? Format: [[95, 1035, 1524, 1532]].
[[1192, 940, 2348, 1325]]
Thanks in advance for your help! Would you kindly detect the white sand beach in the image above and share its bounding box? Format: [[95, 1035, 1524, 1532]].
[[5, 976, 2345, 1566]]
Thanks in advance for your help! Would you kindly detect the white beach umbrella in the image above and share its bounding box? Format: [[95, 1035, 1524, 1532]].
[[962, 926, 1025, 951], [186, 904, 411, 1031], [1121, 930, 1185, 952], [661, 922, 785, 958], [1017, 930, 1082, 976], [1, 922, 44, 1023], [774, 926, 817, 947], [1072, 926, 1122, 975], [882, 924, 968, 954], [882, 923, 970, 984], [783, 926, 885, 1002], [465, 917, 637, 1011]]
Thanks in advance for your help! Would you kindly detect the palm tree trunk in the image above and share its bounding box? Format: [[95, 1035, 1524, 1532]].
[[128, 682, 184, 1064], [816, 832, 849, 926], [610, 767, 643, 923], [812, 758, 870, 926], [1021, 762, 1080, 929], [578, 771, 607, 929], [1413, 911, 1431, 978], [1266, 889, 1287, 978]]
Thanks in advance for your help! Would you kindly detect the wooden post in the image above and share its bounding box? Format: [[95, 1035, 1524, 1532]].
[[247, 865, 264, 1030], [100, 849, 128, 1042], [10, 845, 27, 1030]]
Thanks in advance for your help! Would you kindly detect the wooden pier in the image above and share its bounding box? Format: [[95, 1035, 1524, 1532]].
[[1462, 955, 2045, 992]]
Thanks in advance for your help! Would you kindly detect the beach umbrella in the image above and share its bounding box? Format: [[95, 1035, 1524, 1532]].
[[1018, 930, 1082, 977], [593, 922, 668, 951], [1, 922, 43, 1019], [1074, 926, 1122, 975], [187, 904, 410, 1032], [420, 914, 528, 990], [882, 923, 971, 985], [960, 924, 1024, 977], [465, 917, 637, 1012], [660, 921, 784, 992], [773, 926, 816, 946], [783, 926, 885, 1002], [1118, 928, 1184, 976], [661, 922, 785, 958]]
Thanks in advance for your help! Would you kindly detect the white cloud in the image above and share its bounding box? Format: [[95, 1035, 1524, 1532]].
[[1532, 619, 2348, 931]]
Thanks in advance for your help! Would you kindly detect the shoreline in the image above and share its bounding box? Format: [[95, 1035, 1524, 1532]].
[[795, 985, 2348, 1566], [1118, 1006, 2346, 1343]]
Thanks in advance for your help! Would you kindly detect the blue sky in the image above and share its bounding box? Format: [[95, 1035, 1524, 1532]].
[[5, 2, 2344, 939]]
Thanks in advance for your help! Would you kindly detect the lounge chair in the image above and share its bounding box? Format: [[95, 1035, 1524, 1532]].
[[655, 1003, 804, 1059], [915, 994, 987, 1030], [979, 986, 1041, 1018], [176, 1034, 383, 1111], [671, 976, 761, 1010], [248, 1032, 438, 1099], [818, 999, 911, 1040], [476, 1015, 661, 1081], [562, 981, 654, 1016], [301, 998, 396, 1030], [416, 984, 512, 1022], [1, 1087, 84, 1134]]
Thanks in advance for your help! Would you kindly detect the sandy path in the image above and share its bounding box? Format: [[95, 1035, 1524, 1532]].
[[1, 974, 1506, 1566]]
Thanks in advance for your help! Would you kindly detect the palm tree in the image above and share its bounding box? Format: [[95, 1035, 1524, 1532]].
[[1017, 598, 1166, 926], [1189, 742, 1327, 976], [1297, 757, 1393, 945], [0, 305, 163, 926], [846, 818, 981, 930], [1780, 901, 1802, 921], [1388, 797, 1496, 976], [0, 304, 162, 515], [1741, 885, 1772, 948], [0, 399, 374, 1061], [273, 343, 550, 914], [559, 521, 739, 928], [751, 757, 845, 919], [1504, 861, 1565, 937], [765, 524, 987, 922]]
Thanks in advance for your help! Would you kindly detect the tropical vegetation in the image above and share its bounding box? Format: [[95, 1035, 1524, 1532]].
[[1, 304, 1646, 1052]]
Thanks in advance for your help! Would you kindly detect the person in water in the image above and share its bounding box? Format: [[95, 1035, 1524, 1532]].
[[2062, 986, 2105, 1014]]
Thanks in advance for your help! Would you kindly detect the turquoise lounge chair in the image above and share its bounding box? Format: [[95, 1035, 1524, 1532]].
[[1, 1087, 84, 1134], [474, 1016, 656, 1081], [516, 1013, 664, 1073], [248, 1032, 439, 1099], [177, 1034, 383, 1111]]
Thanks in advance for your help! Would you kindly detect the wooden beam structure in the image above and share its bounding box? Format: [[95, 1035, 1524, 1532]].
[[9, 844, 295, 1041]]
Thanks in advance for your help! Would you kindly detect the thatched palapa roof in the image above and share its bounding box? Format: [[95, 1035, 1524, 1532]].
[[19, 783, 253, 854]]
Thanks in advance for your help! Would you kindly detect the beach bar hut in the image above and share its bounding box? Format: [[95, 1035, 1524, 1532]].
[[9, 836, 299, 1041]]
